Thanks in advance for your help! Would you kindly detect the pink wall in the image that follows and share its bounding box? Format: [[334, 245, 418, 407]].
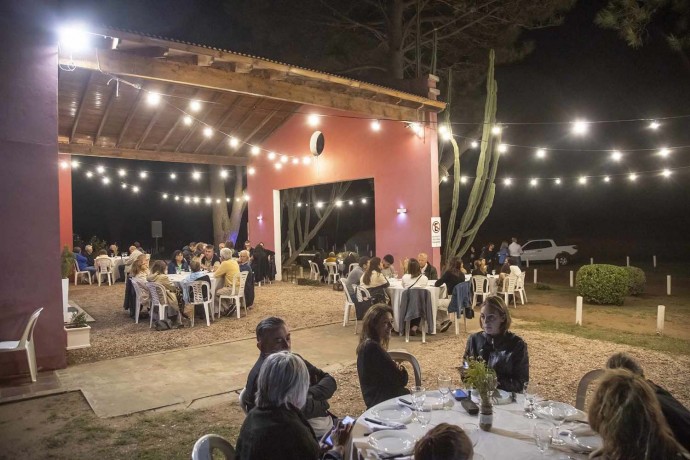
[[247, 106, 441, 271], [58, 153, 73, 251]]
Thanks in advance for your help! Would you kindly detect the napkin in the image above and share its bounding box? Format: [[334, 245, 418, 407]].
[[397, 398, 431, 412], [363, 418, 407, 431], [352, 437, 413, 460]]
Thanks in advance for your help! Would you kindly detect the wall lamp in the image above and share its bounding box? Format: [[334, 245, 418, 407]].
[[397, 208, 407, 214]]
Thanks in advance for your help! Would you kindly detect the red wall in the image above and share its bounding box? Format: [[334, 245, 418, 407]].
[[247, 106, 441, 272], [0, 2, 67, 377], [58, 153, 73, 251]]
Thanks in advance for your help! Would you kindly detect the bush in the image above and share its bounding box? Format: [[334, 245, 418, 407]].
[[576, 264, 628, 305], [624, 266, 646, 296]]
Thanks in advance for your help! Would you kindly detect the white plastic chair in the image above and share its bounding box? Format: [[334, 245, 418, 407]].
[[515, 272, 527, 304], [95, 258, 113, 286], [309, 261, 321, 281], [0, 307, 43, 382], [497, 274, 518, 309], [189, 280, 213, 327], [340, 279, 357, 334], [389, 350, 422, 387], [191, 434, 236, 460], [146, 282, 172, 328], [348, 263, 358, 276], [216, 271, 249, 319], [130, 277, 150, 324], [73, 260, 92, 286], [355, 284, 371, 303], [471, 275, 489, 307], [325, 262, 340, 284]]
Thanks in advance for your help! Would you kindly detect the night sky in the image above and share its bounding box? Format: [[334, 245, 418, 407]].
[[61, 1, 690, 261]]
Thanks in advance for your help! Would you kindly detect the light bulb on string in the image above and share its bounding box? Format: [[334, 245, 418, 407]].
[[162, 193, 168, 199], [571, 119, 589, 135], [193, 196, 200, 204], [102, 177, 110, 185], [146, 92, 161, 106], [491, 125, 502, 135], [183, 115, 193, 126], [361, 198, 367, 204], [348, 200, 354, 206], [229, 137, 239, 148], [460, 176, 468, 184], [96, 165, 105, 174], [316, 201, 323, 209], [536, 148, 546, 159], [86, 171, 93, 178], [192, 171, 201, 180], [132, 185, 140, 193], [174, 195, 180, 201], [267, 152, 276, 160], [441, 176, 448, 182], [215, 198, 221, 204], [118, 169, 126, 177], [189, 100, 202, 112], [498, 144, 508, 153], [297, 202, 302, 207], [603, 176, 611, 183], [555, 178, 562, 185], [307, 114, 320, 127], [280, 155, 288, 164], [121, 183, 127, 189], [335, 200, 343, 207], [302, 156, 312, 165], [139, 171, 148, 179], [60, 160, 69, 169], [470, 141, 479, 149], [251, 146, 260, 156], [611, 150, 622, 161], [248, 167, 256, 175], [503, 178, 512, 186], [71, 160, 79, 169], [662, 169, 672, 178], [371, 120, 381, 131], [578, 176, 587, 185], [275, 163, 282, 170], [530, 178, 538, 187], [205, 197, 212, 205], [659, 147, 670, 157], [292, 158, 299, 165], [203, 127, 213, 138], [409, 122, 422, 136], [170, 172, 177, 180], [629, 173, 637, 182], [184, 196, 191, 204], [220, 169, 228, 179], [649, 121, 660, 130], [244, 194, 250, 201]]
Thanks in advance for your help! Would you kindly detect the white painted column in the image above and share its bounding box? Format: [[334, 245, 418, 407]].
[[657, 305, 665, 335], [653, 255, 657, 268], [626, 256, 630, 267], [576, 296, 583, 326], [590, 257, 594, 265], [526, 258, 530, 268], [555, 258, 559, 270], [533, 269, 537, 284], [569, 270, 574, 288], [667, 275, 671, 295], [273, 189, 282, 281]]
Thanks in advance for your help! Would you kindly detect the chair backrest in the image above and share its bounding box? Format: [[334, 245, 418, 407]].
[[18, 307, 43, 348], [238, 388, 249, 414], [326, 262, 338, 275], [192, 434, 236, 460], [472, 275, 488, 294], [189, 281, 212, 303], [309, 261, 318, 275], [131, 277, 146, 304], [575, 369, 605, 410], [238, 271, 249, 291], [95, 258, 113, 273], [389, 350, 422, 386], [73, 259, 80, 272], [516, 272, 526, 289], [146, 282, 168, 307], [502, 274, 517, 292], [228, 271, 249, 295], [355, 285, 371, 302], [341, 279, 354, 303], [348, 263, 358, 275]]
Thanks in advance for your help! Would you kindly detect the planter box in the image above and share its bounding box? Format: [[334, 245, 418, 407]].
[[65, 325, 91, 350]]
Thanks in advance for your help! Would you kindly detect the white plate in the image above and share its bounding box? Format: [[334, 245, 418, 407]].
[[470, 389, 512, 405], [555, 432, 602, 454], [533, 401, 586, 422], [371, 404, 413, 423], [368, 430, 416, 455]]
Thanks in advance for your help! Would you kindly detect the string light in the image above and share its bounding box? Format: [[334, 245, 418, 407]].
[[248, 167, 256, 175], [189, 100, 201, 112], [503, 178, 512, 186], [371, 120, 381, 131], [96, 165, 105, 174], [555, 178, 562, 185], [536, 148, 546, 159], [184, 196, 191, 204], [146, 92, 161, 106], [571, 119, 589, 135], [174, 195, 179, 201], [578, 176, 587, 185], [441, 176, 448, 182], [659, 148, 670, 157], [102, 177, 110, 185], [244, 194, 250, 201], [86, 171, 93, 178], [205, 197, 212, 204], [460, 176, 468, 184], [409, 122, 423, 136], [316, 201, 323, 208], [267, 152, 276, 160], [183, 115, 193, 125], [162, 193, 168, 199], [71, 160, 80, 168], [60, 160, 69, 169], [491, 125, 502, 135], [275, 163, 282, 170], [118, 169, 126, 177], [302, 156, 312, 165], [649, 121, 660, 130], [361, 198, 367, 204], [251, 146, 260, 156], [530, 178, 538, 187], [229, 137, 239, 148], [121, 183, 127, 189], [308, 114, 320, 127], [192, 171, 201, 180], [349, 200, 354, 205], [139, 171, 148, 179], [629, 173, 638, 181], [470, 141, 479, 148], [220, 169, 228, 178], [203, 127, 213, 138], [297, 202, 302, 207], [292, 158, 299, 165], [662, 169, 672, 177], [604, 176, 611, 183], [193, 196, 200, 204], [132, 185, 140, 193], [280, 155, 288, 164], [216, 198, 221, 204], [498, 144, 508, 153], [335, 200, 343, 207], [170, 172, 176, 179], [611, 150, 623, 161]]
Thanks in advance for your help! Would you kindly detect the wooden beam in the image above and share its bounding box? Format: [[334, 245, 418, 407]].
[[236, 105, 282, 155], [70, 72, 95, 143], [135, 84, 172, 150], [210, 98, 263, 154], [95, 82, 118, 142], [195, 96, 241, 153], [116, 88, 143, 147], [63, 49, 442, 121], [174, 92, 223, 152], [59, 143, 250, 166]]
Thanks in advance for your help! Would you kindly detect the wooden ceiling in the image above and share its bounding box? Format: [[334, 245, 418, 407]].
[[58, 27, 445, 166]]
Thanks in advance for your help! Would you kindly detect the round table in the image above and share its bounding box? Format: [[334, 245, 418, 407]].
[[348, 392, 596, 459], [387, 280, 447, 335]]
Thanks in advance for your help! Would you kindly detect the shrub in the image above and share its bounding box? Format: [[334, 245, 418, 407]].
[[576, 264, 628, 305], [624, 266, 646, 296]]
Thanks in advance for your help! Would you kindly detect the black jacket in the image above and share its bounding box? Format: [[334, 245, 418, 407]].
[[652, 381, 690, 451], [357, 339, 409, 408], [423, 264, 438, 280], [463, 331, 529, 393], [435, 271, 464, 294]]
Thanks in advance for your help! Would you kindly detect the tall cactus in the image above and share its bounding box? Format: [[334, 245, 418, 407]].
[[443, 49, 500, 263]]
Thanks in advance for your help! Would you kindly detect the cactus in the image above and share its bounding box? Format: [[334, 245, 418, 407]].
[[443, 49, 500, 263]]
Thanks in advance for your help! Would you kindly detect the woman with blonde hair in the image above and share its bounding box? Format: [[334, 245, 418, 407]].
[[356, 304, 409, 408], [360, 256, 390, 304], [588, 369, 689, 460]]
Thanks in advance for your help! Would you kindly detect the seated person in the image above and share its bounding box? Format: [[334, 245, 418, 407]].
[[73, 246, 96, 277], [588, 369, 689, 460], [119, 245, 143, 281], [94, 249, 109, 262], [244, 240, 254, 259], [463, 296, 528, 393], [471, 259, 487, 277], [107, 244, 118, 257], [499, 257, 521, 284], [236, 351, 348, 460], [325, 252, 337, 263], [167, 250, 190, 274], [606, 352, 690, 451], [414, 423, 474, 460], [84, 245, 95, 267], [342, 252, 358, 273], [180, 257, 209, 306], [360, 257, 390, 304], [435, 256, 467, 332], [194, 242, 205, 258], [381, 254, 397, 278], [357, 304, 409, 408], [238, 250, 255, 308], [214, 248, 241, 314], [418, 252, 438, 280], [345, 256, 369, 299], [146, 260, 183, 328], [241, 317, 337, 438], [399, 257, 410, 275], [130, 254, 150, 306], [400, 258, 428, 335], [199, 244, 220, 271]]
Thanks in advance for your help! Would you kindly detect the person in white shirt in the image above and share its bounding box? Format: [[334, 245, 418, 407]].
[[118, 245, 143, 281], [508, 237, 523, 267]]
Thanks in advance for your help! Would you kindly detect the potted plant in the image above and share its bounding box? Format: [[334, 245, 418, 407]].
[[61, 245, 73, 318], [64, 311, 91, 350], [463, 358, 498, 431]]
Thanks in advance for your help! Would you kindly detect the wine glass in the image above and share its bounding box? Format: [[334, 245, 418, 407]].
[[416, 409, 432, 429], [534, 422, 553, 455], [547, 403, 567, 445], [411, 386, 426, 411], [523, 382, 538, 418], [438, 375, 452, 410], [462, 423, 480, 447]]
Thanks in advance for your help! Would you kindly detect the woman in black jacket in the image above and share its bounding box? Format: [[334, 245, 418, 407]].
[[463, 296, 529, 393], [357, 304, 409, 408]]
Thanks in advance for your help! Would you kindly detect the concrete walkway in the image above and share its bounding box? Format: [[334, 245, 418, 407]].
[[55, 322, 359, 418]]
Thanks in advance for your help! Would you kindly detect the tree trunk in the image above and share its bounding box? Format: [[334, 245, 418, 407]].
[[210, 166, 246, 245], [388, 0, 405, 79]]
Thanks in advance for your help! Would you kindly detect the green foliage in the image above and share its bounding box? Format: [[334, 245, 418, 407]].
[[463, 358, 497, 403], [61, 245, 74, 279], [88, 236, 108, 255], [66, 311, 88, 329], [576, 264, 628, 305], [624, 266, 646, 296]]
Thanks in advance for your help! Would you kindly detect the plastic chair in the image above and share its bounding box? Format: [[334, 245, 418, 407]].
[[401, 289, 430, 344], [575, 369, 604, 410], [95, 258, 113, 286], [309, 261, 321, 281], [0, 307, 43, 382], [191, 434, 236, 460], [146, 282, 172, 328], [389, 350, 422, 387], [355, 284, 371, 303], [348, 263, 358, 276], [497, 274, 518, 309], [216, 272, 249, 319], [238, 387, 248, 414], [189, 280, 213, 327], [515, 272, 527, 304], [130, 277, 150, 324], [471, 275, 489, 307], [325, 262, 340, 284], [340, 279, 357, 334], [73, 260, 92, 286]]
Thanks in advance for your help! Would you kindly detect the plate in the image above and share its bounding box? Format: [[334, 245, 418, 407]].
[[533, 401, 586, 422], [470, 389, 512, 405], [556, 432, 602, 454], [371, 404, 413, 423], [368, 430, 416, 455]]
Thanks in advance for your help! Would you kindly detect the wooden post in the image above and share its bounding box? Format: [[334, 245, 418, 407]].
[[555, 258, 559, 270], [576, 296, 583, 326], [570, 270, 574, 288], [526, 258, 530, 268], [533, 269, 537, 284], [626, 256, 630, 267], [667, 275, 671, 295], [653, 255, 657, 268], [590, 257, 594, 265], [657, 305, 665, 335]]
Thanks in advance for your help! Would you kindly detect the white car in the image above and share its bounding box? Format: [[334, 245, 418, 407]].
[[521, 239, 578, 265]]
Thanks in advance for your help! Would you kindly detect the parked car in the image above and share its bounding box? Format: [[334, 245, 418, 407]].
[[521, 239, 578, 265]]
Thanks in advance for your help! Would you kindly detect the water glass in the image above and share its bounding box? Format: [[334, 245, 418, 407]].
[[547, 404, 567, 445], [523, 382, 538, 418], [533, 422, 552, 455], [438, 375, 452, 410], [411, 386, 426, 411], [416, 409, 431, 429], [462, 423, 480, 447]]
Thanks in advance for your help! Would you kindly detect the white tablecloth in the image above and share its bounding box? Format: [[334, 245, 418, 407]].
[[487, 274, 500, 295], [168, 272, 219, 303], [109, 257, 125, 281], [387, 280, 447, 335], [349, 393, 595, 460]]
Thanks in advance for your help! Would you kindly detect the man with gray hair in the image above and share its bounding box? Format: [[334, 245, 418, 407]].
[[241, 317, 337, 437]]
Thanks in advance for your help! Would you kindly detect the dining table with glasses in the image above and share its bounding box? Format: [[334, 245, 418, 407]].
[[486, 273, 500, 295], [109, 256, 125, 281], [347, 387, 601, 460], [386, 279, 447, 335], [167, 272, 219, 302]]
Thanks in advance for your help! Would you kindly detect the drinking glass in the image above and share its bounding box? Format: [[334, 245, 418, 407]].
[[547, 403, 567, 445], [533, 422, 553, 455], [411, 386, 426, 411], [438, 375, 452, 410], [523, 382, 538, 418], [416, 409, 431, 429], [462, 423, 480, 447]]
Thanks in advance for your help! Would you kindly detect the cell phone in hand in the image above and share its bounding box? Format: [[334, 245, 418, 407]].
[[453, 389, 468, 400], [322, 416, 355, 447]]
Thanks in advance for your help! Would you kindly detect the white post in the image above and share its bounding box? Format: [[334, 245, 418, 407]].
[[656, 305, 665, 335], [626, 256, 630, 267], [526, 258, 530, 268], [576, 296, 583, 326], [555, 258, 559, 270], [653, 255, 657, 268], [590, 257, 594, 265], [533, 269, 537, 284], [667, 275, 671, 295], [569, 270, 574, 288]]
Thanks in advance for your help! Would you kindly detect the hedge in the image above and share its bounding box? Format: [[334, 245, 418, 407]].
[[624, 266, 646, 296], [576, 264, 628, 305]]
